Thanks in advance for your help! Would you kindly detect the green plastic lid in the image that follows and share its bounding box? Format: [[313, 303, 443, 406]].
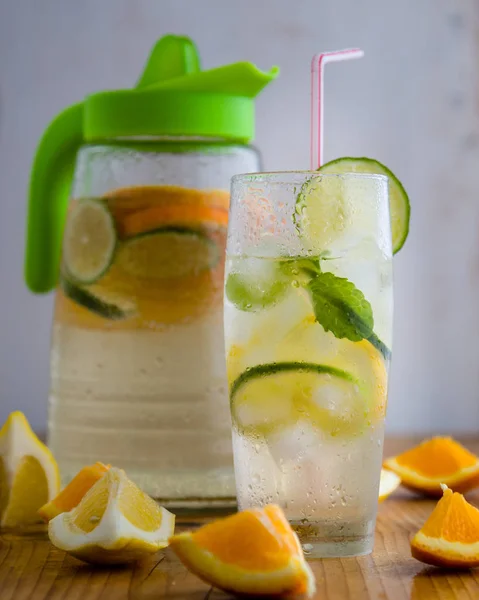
[[25, 34, 279, 293]]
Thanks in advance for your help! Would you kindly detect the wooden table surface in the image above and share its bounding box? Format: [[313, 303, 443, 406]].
[[2, 438, 479, 600]]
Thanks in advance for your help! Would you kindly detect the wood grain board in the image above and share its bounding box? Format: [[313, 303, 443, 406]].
[[1, 438, 479, 599]]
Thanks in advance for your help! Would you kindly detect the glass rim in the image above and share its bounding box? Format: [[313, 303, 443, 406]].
[[232, 170, 389, 184]]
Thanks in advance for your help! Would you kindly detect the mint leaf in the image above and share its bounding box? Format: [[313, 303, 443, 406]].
[[307, 271, 374, 341]]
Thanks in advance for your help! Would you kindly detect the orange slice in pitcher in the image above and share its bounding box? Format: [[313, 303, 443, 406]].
[[411, 485, 479, 568], [105, 186, 229, 236], [169, 504, 315, 597], [383, 437, 479, 497], [106, 185, 230, 213], [121, 204, 228, 238]]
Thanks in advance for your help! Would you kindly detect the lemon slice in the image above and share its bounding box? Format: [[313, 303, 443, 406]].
[[328, 338, 389, 422], [0, 411, 60, 528], [63, 198, 117, 284], [275, 315, 388, 421], [378, 468, 401, 502], [48, 467, 175, 564]]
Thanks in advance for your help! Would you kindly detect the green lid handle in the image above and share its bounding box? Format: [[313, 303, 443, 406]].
[[25, 103, 83, 293], [25, 34, 279, 294], [136, 35, 201, 88]]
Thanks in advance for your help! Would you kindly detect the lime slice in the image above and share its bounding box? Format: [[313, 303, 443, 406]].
[[61, 277, 136, 320], [63, 199, 117, 284], [230, 362, 368, 438], [319, 157, 410, 254], [225, 257, 292, 312], [117, 227, 218, 279]]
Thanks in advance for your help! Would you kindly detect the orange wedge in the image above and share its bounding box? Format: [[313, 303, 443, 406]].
[[38, 462, 110, 522], [411, 485, 479, 568], [169, 504, 315, 598], [383, 437, 479, 497]]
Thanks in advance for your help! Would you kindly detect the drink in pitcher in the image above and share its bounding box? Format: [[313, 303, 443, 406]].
[[50, 183, 233, 501]]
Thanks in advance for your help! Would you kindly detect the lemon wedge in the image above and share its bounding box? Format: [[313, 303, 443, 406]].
[[48, 467, 175, 564], [378, 468, 401, 502], [0, 411, 60, 528]]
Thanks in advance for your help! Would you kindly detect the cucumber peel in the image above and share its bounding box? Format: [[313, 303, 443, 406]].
[[61, 277, 136, 321]]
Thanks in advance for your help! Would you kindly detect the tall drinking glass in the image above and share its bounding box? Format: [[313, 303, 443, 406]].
[[224, 172, 392, 557]]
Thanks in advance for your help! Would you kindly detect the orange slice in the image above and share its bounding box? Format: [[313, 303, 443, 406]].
[[411, 485, 479, 568], [38, 462, 110, 522], [104, 185, 229, 231], [169, 504, 315, 598], [121, 204, 228, 238], [383, 437, 479, 497]]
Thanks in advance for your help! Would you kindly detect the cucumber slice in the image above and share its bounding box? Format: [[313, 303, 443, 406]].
[[61, 277, 136, 321], [230, 361, 371, 438], [117, 227, 218, 279], [63, 198, 117, 284], [319, 157, 410, 254]]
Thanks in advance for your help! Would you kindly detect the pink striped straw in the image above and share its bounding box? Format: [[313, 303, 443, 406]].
[[311, 48, 364, 170]]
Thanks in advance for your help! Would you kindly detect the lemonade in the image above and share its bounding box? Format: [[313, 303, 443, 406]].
[[224, 166, 406, 557], [49, 185, 234, 502]]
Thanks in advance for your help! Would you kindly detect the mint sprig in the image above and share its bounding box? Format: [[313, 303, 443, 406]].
[[307, 271, 374, 342], [225, 253, 391, 360]]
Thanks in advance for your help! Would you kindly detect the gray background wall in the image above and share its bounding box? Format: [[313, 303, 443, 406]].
[[1, 0, 478, 434]]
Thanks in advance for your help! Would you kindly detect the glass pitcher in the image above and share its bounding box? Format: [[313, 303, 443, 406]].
[[25, 35, 278, 507]]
